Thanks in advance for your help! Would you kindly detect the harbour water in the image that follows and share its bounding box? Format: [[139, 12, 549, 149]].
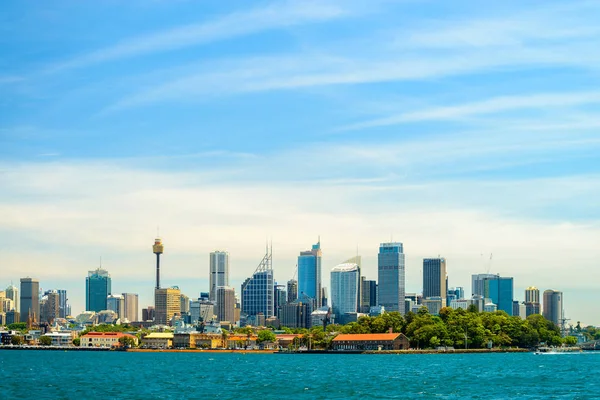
[[1, 351, 599, 399]]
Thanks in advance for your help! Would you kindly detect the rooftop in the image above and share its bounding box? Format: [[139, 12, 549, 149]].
[[332, 333, 402, 342], [331, 263, 359, 273]]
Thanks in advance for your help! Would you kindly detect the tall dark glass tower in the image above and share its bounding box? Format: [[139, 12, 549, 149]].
[[377, 242, 405, 314], [86, 268, 111, 312]]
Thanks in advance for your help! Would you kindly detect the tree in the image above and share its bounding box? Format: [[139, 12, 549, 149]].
[[118, 336, 137, 348], [72, 338, 81, 347], [11, 335, 23, 345], [39, 336, 52, 346], [257, 330, 276, 344], [564, 336, 578, 346], [7, 322, 27, 332]]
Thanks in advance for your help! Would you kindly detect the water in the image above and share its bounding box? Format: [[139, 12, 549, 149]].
[[1, 351, 599, 399]]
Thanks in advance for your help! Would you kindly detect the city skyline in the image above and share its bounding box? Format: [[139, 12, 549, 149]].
[[2, 0, 599, 325]]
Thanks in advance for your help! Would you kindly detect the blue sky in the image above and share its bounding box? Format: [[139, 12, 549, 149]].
[[1, 0, 600, 324]]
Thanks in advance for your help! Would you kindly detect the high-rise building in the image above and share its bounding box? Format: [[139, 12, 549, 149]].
[[41, 290, 60, 323], [378, 242, 405, 314], [287, 279, 298, 303], [331, 263, 360, 325], [122, 293, 139, 322], [56, 289, 68, 318], [86, 268, 111, 312], [107, 294, 125, 320], [274, 284, 287, 317], [423, 258, 447, 306], [5, 284, 19, 312], [543, 290, 563, 326], [524, 286, 541, 317], [20, 277, 40, 323], [209, 251, 229, 303], [482, 275, 514, 315], [471, 273, 498, 297], [216, 286, 235, 323], [142, 306, 155, 322], [298, 240, 322, 307], [154, 287, 181, 325], [242, 249, 274, 318], [180, 294, 190, 314], [153, 237, 164, 290]]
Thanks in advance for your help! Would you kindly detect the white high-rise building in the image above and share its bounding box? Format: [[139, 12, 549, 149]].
[[331, 263, 360, 324], [210, 251, 229, 303], [5, 284, 19, 312], [122, 293, 139, 322], [107, 294, 125, 320]]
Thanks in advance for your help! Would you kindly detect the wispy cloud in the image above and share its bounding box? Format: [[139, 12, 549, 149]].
[[338, 91, 600, 130], [44, 0, 356, 73]]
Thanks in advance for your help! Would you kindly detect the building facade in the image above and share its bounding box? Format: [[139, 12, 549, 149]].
[[524, 286, 541, 317], [423, 258, 447, 306], [298, 241, 322, 307], [331, 263, 360, 325], [482, 275, 514, 315], [20, 277, 40, 323], [332, 333, 409, 351], [154, 287, 181, 325], [471, 273, 498, 297], [287, 279, 298, 303], [86, 268, 111, 312], [241, 266, 274, 319], [107, 294, 125, 320], [216, 286, 235, 323], [377, 242, 405, 314], [543, 290, 563, 326], [209, 251, 229, 303], [5, 285, 19, 313], [122, 293, 139, 322]]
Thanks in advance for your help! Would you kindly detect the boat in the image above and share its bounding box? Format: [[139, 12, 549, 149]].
[[534, 346, 582, 354]]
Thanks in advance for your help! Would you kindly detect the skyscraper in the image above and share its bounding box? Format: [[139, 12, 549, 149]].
[[122, 293, 139, 322], [216, 286, 235, 322], [86, 268, 111, 312], [377, 242, 405, 314], [274, 284, 287, 317], [298, 240, 322, 307], [107, 294, 125, 320], [5, 284, 18, 312], [360, 277, 377, 313], [331, 263, 360, 324], [209, 251, 229, 302], [471, 273, 498, 297], [423, 258, 447, 305], [20, 277, 40, 323], [525, 286, 541, 317], [57, 289, 68, 318], [154, 286, 181, 325], [41, 290, 60, 323], [287, 279, 298, 303], [482, 275, 514, 315], [242, 248, 274, 318], [543, 290, 563, 326]]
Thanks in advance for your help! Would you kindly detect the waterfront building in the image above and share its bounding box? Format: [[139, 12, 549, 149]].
[[241, 249, 274, 318], [154, 287, 181, 325], [378, 242, 405, 314], [543, 290, 563, 326], [216, 286, 235, 323], [287, 279, 298, 303], [5, 284, 19, 313], [331, 263, 360, 325], [86, 268, 111, 312], [209, 251, 229, 303], [423, 258, 447, 306], [332, 333, 409, 351], [142, 332, 173, 349], [43, 332, 76, 346], [122, 293, 139, 322], [173, 332, 224, 349], [298, 240, 322, 307], [107, 294, 125, 320], [525, 286, 541, 317], [20, 277, 40, 323], [80, 332, 138, 348], [482, 275, 514, 315]]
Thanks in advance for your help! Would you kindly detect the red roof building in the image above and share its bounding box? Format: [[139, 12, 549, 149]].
[[331, 333, 409, 351]]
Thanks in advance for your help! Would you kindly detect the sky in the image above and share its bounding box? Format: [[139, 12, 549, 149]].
[[1, 0, 600, 325]]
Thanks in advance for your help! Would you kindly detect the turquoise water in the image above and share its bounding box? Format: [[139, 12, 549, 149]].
[[1, 351, 599, 399]]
